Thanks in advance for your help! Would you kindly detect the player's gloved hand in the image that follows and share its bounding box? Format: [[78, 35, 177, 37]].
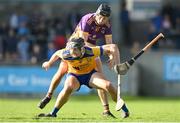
[[113, 62, 130, 75], [42, 61, 50, 71]]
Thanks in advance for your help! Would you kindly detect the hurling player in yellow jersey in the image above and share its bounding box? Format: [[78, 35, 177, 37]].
[[38, 4, 129, 118], [38, 37, 129, 118]]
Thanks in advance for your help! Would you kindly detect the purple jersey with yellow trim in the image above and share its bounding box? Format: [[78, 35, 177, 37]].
[[55, 46, 103, 75], [71, 13, 112, 45]]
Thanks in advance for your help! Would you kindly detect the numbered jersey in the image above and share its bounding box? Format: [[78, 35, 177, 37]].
[[56, 46, 103, 75]]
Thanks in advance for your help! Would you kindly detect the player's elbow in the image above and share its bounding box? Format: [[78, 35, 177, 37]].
[[110, 44, 118, 53], [111, 44, 117, 49]]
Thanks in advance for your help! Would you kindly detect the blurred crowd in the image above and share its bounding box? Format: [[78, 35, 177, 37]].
[[0, 11, 81, 64], [0, 2, 180, 64], [147, 3, 180, 50], [120, 1, 180, 54]]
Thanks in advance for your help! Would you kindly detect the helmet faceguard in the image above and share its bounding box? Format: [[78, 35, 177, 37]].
[[66, 37, 85, 51], [96, 4, 111, 17]]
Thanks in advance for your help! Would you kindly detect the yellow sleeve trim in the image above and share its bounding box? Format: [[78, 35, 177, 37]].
[[81, 31, 89, 35], [105, 34, 112, 38], [78, 31, 89, 39]]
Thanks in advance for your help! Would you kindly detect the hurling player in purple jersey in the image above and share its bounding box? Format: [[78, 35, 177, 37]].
[[38, 4, 129, 118]]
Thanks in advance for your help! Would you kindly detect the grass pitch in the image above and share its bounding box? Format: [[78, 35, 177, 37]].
[[0, 95, 180, 122]]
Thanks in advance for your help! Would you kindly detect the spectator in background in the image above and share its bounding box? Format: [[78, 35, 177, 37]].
[[35, 21, 49, 60], [17, 36, 30, 63], [175, 17, 180, 49], [161, 2, 176, 28], [47, 19, 56, 43], [30, 44, 42, 64], [67, 10, 81, 33], [18, 22, 30, 36], [0, 36, 3, 60], [47, 42, 56, 59], [0, 22, 6, 60], [53, 18, 67, 50], [151, 12, 163, 33], [147, 23, 159, 50], [29, 11, 42, 36], [53, 35, 66, 50], [0, 22, 9, 36], [162, 14, 172, 34], [0, 22, 9, 60], [9, 12, 19, 30], [120, 0, 131, 46], [150, 15, 174, 50], [55, 18, 66, 36], [18, 11, 29, 26], [4, 29, 18, 61], [175, 17, 180, 33]]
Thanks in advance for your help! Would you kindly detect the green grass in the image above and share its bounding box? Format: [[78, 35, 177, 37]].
[[0, 95, 180, 122]]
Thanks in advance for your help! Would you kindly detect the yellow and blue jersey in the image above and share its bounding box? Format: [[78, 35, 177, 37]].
[[55, 46, 103, 75]]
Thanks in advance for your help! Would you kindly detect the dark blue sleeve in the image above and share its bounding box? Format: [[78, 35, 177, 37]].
[[100, 46, 104, 56]]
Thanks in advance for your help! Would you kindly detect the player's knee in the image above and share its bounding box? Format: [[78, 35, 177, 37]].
[[67, 84, 74, 90], [67, 81, 78, 91], [64, 82, 75, 93], [104, 81, 112, 91], [63, 86, 74, 94]]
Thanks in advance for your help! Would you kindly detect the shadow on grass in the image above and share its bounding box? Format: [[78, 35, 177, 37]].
[[5, 117, 27, 120], [31, 115, 119, 122], [32, 115, 95, 120], [0, 116, 33, 122]]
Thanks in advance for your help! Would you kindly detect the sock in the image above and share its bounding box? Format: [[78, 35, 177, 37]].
[[46, 92, 52, 98], [51, 107, 59, 116], [103, 104, 110, 113], [122, 104, 129, 113]]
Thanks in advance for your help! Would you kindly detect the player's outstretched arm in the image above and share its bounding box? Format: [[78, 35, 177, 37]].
[[42, 50, 61, 71]]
